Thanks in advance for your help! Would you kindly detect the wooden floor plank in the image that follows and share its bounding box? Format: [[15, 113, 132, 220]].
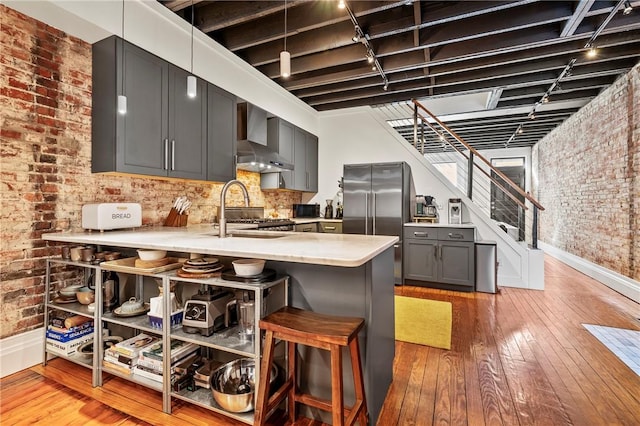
[[2, 254, 639, 425]]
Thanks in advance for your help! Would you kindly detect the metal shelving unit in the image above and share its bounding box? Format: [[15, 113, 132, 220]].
[[43, 256, 288, 424]]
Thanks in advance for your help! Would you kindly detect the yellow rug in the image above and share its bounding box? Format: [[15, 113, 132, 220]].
[[395, 296, 452, 350]]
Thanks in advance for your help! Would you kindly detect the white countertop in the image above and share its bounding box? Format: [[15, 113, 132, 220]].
[[404, 222, 476, 228], [42, 225, 396, 268]]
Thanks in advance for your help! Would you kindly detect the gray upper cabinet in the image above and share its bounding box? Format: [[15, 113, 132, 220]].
[[305, 132, 318, 192], [92, 36, 209, 181], [167, 65, 207, 180], [267, 117, 295, 188], [293, 127, 307, 191], [265, 117, 318, 192], [207, 84, 236, 182]]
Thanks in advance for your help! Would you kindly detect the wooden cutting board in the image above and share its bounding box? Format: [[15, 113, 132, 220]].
[[176, 269, 222, 279], [134, 257, 173, 268]]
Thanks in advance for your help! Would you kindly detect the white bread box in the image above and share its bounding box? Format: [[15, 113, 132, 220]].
[[82, 203, 142, 231]]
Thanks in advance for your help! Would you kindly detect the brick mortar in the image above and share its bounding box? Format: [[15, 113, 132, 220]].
[[533, 64, 640, 281]]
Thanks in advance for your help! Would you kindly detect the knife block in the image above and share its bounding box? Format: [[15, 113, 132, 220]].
[[164, 208, 188, 227]]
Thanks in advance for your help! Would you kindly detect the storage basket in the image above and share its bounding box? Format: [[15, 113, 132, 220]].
[[148, 310, 184, 329]]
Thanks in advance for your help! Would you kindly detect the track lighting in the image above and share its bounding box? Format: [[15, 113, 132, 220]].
[[338, 0, 346, 9], [529, 112, 536, 120], [542, 95, 549, 103], [344, 5, 388, 90], [517, 126, 523, 134], [587, 46, 597, 58], [280, 0, 291, 78], [623, 0, 633, 14]]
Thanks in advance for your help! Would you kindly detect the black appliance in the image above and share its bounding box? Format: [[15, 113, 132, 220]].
[[226, 218, 294, 231], [217, 207, 294, 231], [292, 203, 320, 218]]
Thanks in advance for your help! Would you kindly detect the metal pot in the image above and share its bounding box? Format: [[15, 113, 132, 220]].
[[210, 358, 277, 413]]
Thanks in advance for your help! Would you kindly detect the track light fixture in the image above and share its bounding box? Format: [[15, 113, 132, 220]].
[[338, 0, 346, 10], [280, 0, 291, 78], [586, 46, 597, 58], [366, 52, 374, 63], [344, 4, 388, 91], [623, 0, 633, 14], [187, 0, 197, 98]]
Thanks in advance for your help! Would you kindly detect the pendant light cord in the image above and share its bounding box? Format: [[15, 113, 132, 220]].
[[190, 0, 194, 73], [121, 0, 125, 96], [284, 0, 287, 51]]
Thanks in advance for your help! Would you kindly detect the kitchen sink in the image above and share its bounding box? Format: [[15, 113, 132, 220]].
[[228, 232, 286, 239]]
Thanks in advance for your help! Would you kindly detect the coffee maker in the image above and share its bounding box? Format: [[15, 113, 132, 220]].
[[416, 195, 438, 218]]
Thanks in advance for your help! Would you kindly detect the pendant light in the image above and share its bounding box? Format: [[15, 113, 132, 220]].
[[280, 0, 291, 78], [117, 0, 127, 114], [187, 0, 197, 98]]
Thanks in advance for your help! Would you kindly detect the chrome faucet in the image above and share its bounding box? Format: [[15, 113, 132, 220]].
[[219, 179, 250, 238]]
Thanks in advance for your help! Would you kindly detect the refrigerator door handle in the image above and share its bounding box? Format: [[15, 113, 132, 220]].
[[364, 192, 369, 235], [372, 192, 376, 235]]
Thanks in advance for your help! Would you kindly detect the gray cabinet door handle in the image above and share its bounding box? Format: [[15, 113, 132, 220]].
[[448, 233, 464, 239], [164, 139, 169, 170], [325, 226, 336, 231], [171, 140, 175, 171], [413, 231, 428, 238]]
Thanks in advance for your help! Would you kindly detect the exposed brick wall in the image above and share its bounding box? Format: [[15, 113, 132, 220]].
[[0, 6, 301, 338], [532, 64, 639, 282]]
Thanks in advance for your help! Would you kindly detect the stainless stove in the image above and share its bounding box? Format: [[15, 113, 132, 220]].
[[218, 207, 294, 231]]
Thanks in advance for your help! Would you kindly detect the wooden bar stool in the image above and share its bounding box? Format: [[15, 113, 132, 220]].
[[254, 306, 368, 426]]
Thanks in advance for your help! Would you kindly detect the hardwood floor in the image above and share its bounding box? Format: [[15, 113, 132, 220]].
[[1, 255, 639, 425]]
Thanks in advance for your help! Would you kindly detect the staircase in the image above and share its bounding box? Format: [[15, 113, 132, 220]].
[[371, 100, 546, 290]]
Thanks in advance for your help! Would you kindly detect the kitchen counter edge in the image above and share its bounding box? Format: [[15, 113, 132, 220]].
[[41, 225, 397, 268]]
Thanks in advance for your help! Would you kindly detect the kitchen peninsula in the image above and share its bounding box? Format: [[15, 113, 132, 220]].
[[42, 226, 397, 424]]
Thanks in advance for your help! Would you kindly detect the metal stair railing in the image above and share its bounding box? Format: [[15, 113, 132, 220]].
[[411, 99, 545, 248]]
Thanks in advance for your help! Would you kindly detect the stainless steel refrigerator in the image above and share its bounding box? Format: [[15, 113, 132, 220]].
[[343, 162, 415, 284]]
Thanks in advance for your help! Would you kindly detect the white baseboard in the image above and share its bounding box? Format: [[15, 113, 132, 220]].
[[0, 328, 44, 378], [539, 242, 640, 303]]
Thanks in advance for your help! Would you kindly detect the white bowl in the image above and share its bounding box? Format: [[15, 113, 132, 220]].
[[232, 259, 266, 277], [60, 284, 84, 297], [137, 249, 167, 261]]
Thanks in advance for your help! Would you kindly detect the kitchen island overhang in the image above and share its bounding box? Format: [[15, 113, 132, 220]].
[[42, 226, 397, 424]]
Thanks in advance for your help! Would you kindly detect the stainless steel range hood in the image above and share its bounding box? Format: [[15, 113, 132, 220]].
[[236, 103, 293, 173]]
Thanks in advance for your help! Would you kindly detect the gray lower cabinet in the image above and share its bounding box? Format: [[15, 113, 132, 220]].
[[404, 226, 475, 291], [92, 36, 230, 182], [295, 222, 318, 233], [318, 221, 342, 233]]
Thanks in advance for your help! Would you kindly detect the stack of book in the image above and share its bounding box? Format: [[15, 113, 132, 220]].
[[103, 333, 160, 375], [133, 340, 199, 384], [46, 316, 94, 356]]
